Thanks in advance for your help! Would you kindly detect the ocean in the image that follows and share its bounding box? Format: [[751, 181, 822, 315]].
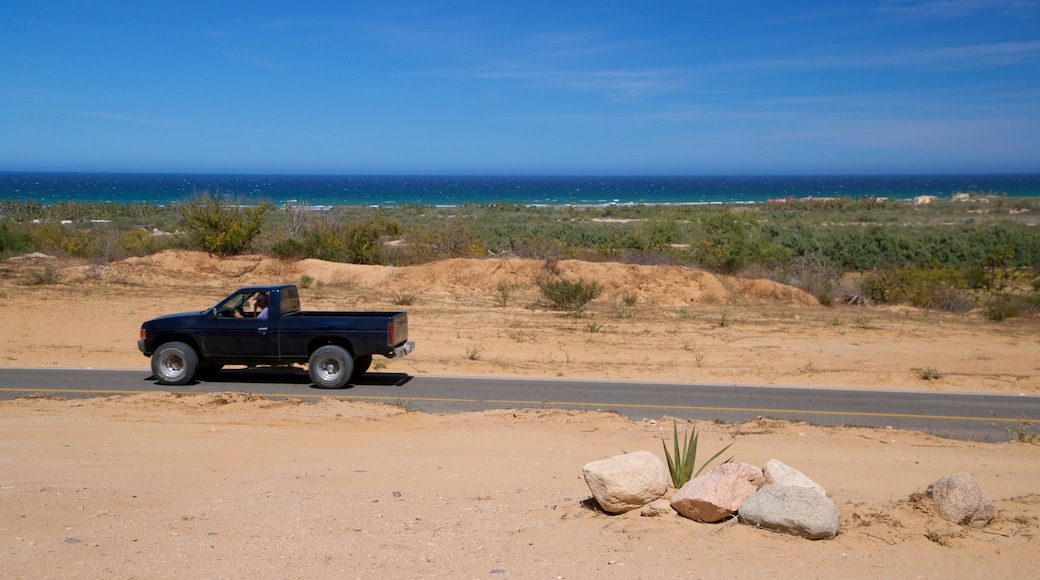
[[1, 172, 1039, 207]]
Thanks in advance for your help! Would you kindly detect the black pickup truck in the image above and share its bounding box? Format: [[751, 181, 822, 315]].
[[138, 284, 414, 388]]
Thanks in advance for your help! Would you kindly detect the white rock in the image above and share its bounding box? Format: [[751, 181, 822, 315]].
[[762, 459, 826, 496], [583, 451, 670, 514]]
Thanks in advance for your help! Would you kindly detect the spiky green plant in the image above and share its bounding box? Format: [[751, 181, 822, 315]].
[[662, 420, 734, 488]]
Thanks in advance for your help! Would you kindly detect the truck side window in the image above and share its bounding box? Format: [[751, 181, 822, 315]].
[[255, 293, 269, 319]]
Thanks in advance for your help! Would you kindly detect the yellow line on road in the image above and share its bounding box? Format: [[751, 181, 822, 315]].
[[2, 387, 1030, 424]]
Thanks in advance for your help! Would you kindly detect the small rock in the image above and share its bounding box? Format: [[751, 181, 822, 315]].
[[762, 459, 826, 496], [583, 451, 670, 514], [671, 462, 764, 522], [640, 498, 674, 518], [738, 484, 841, 540], [925, 472, 995, 528]]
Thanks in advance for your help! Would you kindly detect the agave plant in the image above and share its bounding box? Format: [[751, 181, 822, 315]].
[[662, 420, 734, 488]]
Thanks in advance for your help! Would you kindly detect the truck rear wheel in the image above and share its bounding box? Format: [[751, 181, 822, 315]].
[[352, 355, 372, 380], [151, 341, 199, 386], [308, 345, 354, 389]]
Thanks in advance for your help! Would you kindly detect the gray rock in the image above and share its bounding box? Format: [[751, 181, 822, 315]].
[[762, 459, 826, 496], [738, 484, 841, 540], [583, 451, 670, 514], [925, 472, 995, 528], [670, 462, 764, 522]]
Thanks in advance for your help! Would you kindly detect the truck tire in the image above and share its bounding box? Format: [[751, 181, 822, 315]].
[[352, 355, 372, 380], [197, 362, 224, 379], [308, 345, 355, 389], [151, 341, 199, 386]]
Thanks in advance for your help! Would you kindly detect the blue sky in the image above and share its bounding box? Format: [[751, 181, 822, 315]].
[[2, 1, 1039, 175]]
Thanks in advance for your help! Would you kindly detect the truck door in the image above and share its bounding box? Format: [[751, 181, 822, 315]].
[[201, 291, 279, 359]]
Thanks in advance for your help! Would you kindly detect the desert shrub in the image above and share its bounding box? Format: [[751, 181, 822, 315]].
[[983, 294, 1040, 321], [30, 223, 69, 252], [26, 265, 60, 285], [28, 223, 104, 258], [822, 226, 917, 271], [919, 367, 943, 380], [397, 221, 486, 264], [537, 277, 602, 310], [492, 280, 520, 307], [692, 209, 789, 273], [114, 229, 159, 257], [962, 265, 989, 289], [392, 293, 416, 306], [272, 216, 400, 264], [178, 192, 274, 257], [0, 221, 36, 256], [64, 228, 106, 258], [621, 290, 639, 306], [773, 252, 844, 305], [860, 266, 969, 311], [639, 219, 682, 252], [931, 284, 976, 313], [336, 218, 398, 264], [270, 236, 307, 259]]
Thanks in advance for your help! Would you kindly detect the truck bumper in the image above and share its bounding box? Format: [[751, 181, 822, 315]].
[[392, 341, 415, 358], [137, 339, 149, 356]]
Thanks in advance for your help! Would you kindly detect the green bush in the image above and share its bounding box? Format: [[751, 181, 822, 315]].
[[273, 217, 400, 264], [179, 192, 274, 256], [983, 294, 1040, 321], [537, 277, 602, 310], [692, 209, 789, 273], [493, 280, 520, 307], [860, 266, 971, 311], [397, 221, 485, 264], [774, 252, 843, 305], [114, 229, 159, 257], [0, 222, 36, 256]]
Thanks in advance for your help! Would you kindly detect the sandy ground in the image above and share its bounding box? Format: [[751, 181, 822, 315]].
[[1, 250, 1039, 578]]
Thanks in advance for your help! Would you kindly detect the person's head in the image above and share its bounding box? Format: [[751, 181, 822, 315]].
[[256, 293, 269, 306]]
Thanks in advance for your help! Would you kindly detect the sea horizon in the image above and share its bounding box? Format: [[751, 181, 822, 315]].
[[2, 171, 1039, 208]]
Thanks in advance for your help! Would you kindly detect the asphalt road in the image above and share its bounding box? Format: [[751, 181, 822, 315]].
[[1, 367, 1038, 442]]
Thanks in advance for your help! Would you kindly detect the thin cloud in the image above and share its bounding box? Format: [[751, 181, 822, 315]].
[[64, 110, 175, 127], [708, 39, 1040, 74], [882, 0, 1039, 18], [436, 63, 690, 100]]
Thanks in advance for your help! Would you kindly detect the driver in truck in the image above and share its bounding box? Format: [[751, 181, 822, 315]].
[[254, 292, 269, 319], [232, 292, 268, 319]]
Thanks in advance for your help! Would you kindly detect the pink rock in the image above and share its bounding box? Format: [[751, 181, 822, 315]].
[[670, 462, 765, 522]]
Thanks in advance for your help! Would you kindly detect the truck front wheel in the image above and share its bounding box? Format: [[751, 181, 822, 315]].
[[151, 341, 199, 386], [309, 345, 355, 389]]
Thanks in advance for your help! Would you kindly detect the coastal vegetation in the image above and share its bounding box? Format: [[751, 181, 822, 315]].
[[2, 193, 1040, 318]]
